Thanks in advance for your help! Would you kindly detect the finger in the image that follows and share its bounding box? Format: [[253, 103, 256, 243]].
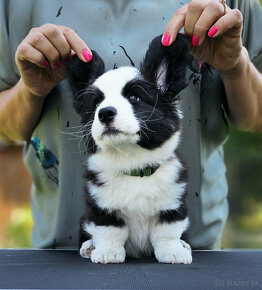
[[39, 24, 71, 61], [59, 26, 92, 62], [25, 30, 61, 68], [184, 0, 208, 39], [207, 8, 243, 38], [193, 0, 227, 46], [162, 5, 188, 46], [16, 42, 46, 69]]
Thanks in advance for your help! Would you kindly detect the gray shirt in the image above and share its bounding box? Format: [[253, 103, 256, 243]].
[[0, 0, 261, 249]]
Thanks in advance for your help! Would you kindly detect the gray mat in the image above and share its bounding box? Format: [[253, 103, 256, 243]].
[[0, 250, 261, 289]]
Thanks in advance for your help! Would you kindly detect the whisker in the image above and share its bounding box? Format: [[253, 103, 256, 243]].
[[140, 129, 149, 140], [142, 117, 165, 123], [140, 125, 156, 133], [145, 91, 159, 122], [131, 84, 152, 98]]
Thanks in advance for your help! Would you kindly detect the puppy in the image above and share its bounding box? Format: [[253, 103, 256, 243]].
[[67, 34, 193, 264]]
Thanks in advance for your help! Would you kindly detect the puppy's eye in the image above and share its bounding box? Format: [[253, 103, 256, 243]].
[[95, 101, 102, 108], [129, 95, 140, 103]]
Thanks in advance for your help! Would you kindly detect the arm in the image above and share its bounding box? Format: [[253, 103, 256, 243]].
[[219, 47, 262, 132], [162, 0, 262, 132], [0, 80, 45, 142], [0, 24, 92, 142]]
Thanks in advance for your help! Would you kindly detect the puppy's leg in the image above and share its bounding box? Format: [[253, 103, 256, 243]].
[[83, 222, 129, 263], [79, 216, 94, 258], [80, 239, 95, 259], [150, 217, 192, 264]]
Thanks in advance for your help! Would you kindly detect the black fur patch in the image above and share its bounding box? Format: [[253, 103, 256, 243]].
[[159, 207, 188, 223], [122, 79, 180, 150], [158, 189, 188, 223], [83, 186, 125, 227], [84, 168, 105, 187]]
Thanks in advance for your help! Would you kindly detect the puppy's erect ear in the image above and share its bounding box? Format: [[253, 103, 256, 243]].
[[67, 50, 105, 93], [140, 34, 193, 97], [67, 50, 105, 115]]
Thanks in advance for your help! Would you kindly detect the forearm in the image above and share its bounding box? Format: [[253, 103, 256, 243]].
[[0, 79, 45, 142], [219, 47, 262, 132]]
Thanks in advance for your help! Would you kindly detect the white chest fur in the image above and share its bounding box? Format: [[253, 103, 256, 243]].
[[87, 157, 185, 215]]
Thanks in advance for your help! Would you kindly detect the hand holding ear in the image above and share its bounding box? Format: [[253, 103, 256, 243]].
[[162, 0, 244, 74], [15, 24, 92, 97]]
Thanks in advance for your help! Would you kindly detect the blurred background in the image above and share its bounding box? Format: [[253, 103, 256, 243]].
[[0, 1, 261, 249]]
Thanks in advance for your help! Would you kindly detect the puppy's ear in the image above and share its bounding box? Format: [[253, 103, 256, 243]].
[[67, 50, 105, 94], [140, 34, 193, 97], [67, 50, 105, 115]]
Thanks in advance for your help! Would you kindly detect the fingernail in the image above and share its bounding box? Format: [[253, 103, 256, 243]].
[[44, 60, 49, 68], [192, 35, 199, 47], [162, 33, 171, 46], [55, 61, 61, 69], [208, 26, 218, 38], [82, 49, 92, 62]]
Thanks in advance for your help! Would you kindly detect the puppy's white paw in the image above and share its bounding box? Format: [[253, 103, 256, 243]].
[[91, 246, 126, 264], [155, 239, 192, 264], [80, 240, 95, 258]]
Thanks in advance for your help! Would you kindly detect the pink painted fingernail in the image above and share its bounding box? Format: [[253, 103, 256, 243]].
[[82, 49, 92, 62], [55, 61, 61, 69], [208, 26, 218, 38], [192, 35, 199, 47], [44, 60, 49, 68], [162, 33, 171, 46]]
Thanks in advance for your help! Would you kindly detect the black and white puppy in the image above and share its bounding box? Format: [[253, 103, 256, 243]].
[[67, 34, 193, 264]]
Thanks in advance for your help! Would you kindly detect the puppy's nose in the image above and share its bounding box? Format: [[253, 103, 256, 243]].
[[98, 106, 117, 124]]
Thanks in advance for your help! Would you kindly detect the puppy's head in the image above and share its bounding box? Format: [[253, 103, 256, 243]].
[[67, 34, 192, 153]]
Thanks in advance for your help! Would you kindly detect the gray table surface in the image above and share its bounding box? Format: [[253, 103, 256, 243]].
[[0, 249, 261, 289]]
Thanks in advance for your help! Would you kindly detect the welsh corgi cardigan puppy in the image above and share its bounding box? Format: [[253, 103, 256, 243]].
[[67, 34, 193, 264]]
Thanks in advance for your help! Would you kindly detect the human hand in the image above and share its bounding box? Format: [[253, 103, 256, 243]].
[[162, 0, 244, 74], [15, 24, 92, 97]]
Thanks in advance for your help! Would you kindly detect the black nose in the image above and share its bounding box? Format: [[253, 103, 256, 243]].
[[98, 106, 117, 124]]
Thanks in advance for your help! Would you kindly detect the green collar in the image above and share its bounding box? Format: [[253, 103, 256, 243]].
[[123, 165, 160, 177]]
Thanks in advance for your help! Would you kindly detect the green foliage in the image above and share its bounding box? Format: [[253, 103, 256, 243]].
[[3, 207, 33, 248], [223, 125, 262, 248]]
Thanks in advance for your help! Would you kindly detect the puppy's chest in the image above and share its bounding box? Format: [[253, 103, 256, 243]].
[[87, 159, 184, 215]]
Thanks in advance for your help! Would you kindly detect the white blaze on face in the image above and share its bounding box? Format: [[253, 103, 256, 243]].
[[91, 67, 142, 149]]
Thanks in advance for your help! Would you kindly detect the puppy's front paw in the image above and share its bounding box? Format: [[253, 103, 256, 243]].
[[80, 240, 95, 258], [155, 239, 192, 264], [91, 246, 126, 264]]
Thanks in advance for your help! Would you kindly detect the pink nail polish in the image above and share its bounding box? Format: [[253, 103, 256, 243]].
[[208, 26, 218, 38], [192, 35, 199, 47], [55, 61, 61, 68], [82, 49, 92, 62], [44, 60, 49, 68], [162, 33, 171, 46]]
